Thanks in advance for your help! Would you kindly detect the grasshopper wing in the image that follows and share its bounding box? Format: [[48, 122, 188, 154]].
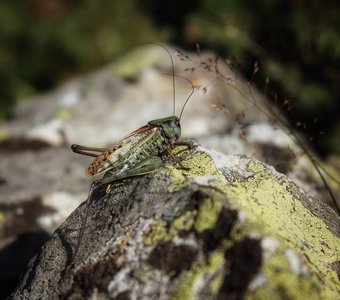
[[85, 124, 157, 176]]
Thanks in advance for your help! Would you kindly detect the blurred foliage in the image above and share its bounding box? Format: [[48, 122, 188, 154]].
[[142, 0, 340, 155], [0, 0, 339, 155], [0, 0, 165, 119]]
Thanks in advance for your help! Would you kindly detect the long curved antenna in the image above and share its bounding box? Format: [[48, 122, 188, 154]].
[[151, 43, 176, 116], [178, 75, 195, 120], [161, 72, 195, 120]]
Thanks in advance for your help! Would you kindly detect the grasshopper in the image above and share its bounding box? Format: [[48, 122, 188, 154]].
[[70, 45, 196, 263]]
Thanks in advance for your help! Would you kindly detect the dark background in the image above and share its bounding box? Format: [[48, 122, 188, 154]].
[[0, 0, 339, 156]]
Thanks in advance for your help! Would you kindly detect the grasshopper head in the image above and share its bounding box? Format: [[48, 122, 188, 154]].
[[148, 116, 181, 140]]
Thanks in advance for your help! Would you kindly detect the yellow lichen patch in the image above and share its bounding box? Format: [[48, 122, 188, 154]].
[[167, 149, 223, 192], [181, 152, 222, 178], [154, 150, 339, 297], [222, 160, 340, 298], [194, 197, 224, 233], [170, 210, 196, 235], [171, 251, 225, 300], [167, 151, 339, 297], [143, 210, 196, 247], [248, 249, 321, 300], [166, 165, 189, 193], [143, 219, 169, 247], [143, 219, 168, 246]]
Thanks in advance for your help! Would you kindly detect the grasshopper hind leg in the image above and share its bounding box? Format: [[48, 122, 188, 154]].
[[72, 155, 163, 265], [71, 144, 107, 157], [105, 156, 164, 193]]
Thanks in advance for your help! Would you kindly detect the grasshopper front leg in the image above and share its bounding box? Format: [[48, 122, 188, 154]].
[[165, 139, 199, 170]]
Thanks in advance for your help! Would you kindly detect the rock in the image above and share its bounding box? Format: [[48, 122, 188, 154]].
[[1, 45, 339, 298], [8, 147, 339, 300]]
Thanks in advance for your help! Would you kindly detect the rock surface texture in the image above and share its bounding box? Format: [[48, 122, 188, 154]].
[[9, 147, 340, 300]]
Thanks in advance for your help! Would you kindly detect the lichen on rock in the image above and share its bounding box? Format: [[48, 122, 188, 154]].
[[8, 147, 340, 300]]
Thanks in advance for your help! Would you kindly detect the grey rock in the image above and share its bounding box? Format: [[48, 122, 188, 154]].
[[8, 147, 340, 300]]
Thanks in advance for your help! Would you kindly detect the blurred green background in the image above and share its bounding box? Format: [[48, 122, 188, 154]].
[[0, 0, 339, 156]]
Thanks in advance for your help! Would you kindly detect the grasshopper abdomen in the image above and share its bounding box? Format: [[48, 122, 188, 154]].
[[85, 116, 180, 178]]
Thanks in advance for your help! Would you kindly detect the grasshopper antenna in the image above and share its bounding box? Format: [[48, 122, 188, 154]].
[[161, 72, 195, 120], [151, 43, 176, 116], [178, 74, 195, 120], [151, 43, 195, 118]]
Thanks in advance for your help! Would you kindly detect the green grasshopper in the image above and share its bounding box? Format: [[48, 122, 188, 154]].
[[70, 45, 196, 263]]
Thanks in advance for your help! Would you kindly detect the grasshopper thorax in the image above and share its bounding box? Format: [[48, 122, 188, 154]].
[[148, 115, 181, 141]]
